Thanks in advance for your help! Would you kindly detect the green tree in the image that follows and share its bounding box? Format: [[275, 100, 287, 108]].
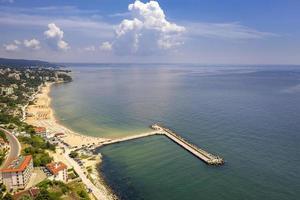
[[35, 189, 52, 200], [2, 193, 13, 200], [69, 151, 78, 158]]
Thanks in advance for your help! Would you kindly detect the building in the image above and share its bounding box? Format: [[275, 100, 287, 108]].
[[33, 126, 47, 136], [8, 73, 20, 80], [13, 187, 40, 200], [0, 155, 33, 190], [34, 127, 50, 139], [46, 162, 68, 182], [33, 127, 46, 134], [0, 87, 14, 96], [54, 132, 65, 138]]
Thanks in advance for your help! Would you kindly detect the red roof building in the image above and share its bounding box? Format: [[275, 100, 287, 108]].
[[13, 187, 40, 200], [1, 155, 34, 190], [34, 127, 46, 134], [46, 162, 68, 182]]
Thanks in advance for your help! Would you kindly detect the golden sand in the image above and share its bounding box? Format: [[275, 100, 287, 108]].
[[25, 82, 109, 148]]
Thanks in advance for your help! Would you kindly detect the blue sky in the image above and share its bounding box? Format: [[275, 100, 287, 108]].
[[0, 0, 299, 64]]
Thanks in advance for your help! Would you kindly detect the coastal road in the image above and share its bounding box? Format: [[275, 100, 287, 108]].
[[59, 143, 114, 200], [0, 127, 21, 168]]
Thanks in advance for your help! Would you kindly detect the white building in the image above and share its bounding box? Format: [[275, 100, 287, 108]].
[[8, 73, 20, 80], [0, 87, 14, 96], [46, 162, 68, 182], [0, 155, 33, 190]]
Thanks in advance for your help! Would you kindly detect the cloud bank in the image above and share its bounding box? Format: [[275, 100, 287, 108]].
[[3, 43, 18, 51], [3, 39, 41, 51], [187, 22, 277, 40]]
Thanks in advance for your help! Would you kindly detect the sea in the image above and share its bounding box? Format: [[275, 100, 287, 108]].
[[50, 64, 300, 200]]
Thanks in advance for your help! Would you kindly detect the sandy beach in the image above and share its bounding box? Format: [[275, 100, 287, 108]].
[[25, 82, 117, 200], [25, 82, 110, 148]]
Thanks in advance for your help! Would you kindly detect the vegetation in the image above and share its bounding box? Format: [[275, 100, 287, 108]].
[[0, 148, 8, 166], [0, 64, 72, 128], [0, 64, 74, 198], [0, 57, 58, 68], [19, 135, 55, 166], [0, 130, 8, 165], [67, 168, 79, 180], [0, 130, 7, 142], [69, 151, 79, 158], [33, 180, 90, 200], [0, 183, 13, 200]]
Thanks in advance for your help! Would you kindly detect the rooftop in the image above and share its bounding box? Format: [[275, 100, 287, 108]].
[[13, 187, 40, 200], [1, 155, 32, 173], [34, 127, 46, 134], [54, 133, 65, 137], [46, 162, 67, 175]]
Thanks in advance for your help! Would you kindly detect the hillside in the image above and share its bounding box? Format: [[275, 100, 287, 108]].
[[0, 58, 59, 68]]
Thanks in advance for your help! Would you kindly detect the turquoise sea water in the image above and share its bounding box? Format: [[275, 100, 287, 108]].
[[51, 64, 300, 200]]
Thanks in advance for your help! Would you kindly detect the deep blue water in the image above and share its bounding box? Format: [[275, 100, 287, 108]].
[[51, 64, 300, 200]]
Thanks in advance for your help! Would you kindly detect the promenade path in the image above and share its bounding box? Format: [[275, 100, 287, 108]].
[[58, 142, 115, 200]]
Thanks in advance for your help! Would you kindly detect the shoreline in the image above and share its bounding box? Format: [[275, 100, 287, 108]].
[[25, 81, 118, 200], [26, 82, 110, 147]]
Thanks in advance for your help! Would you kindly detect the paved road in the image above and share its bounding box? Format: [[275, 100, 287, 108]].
[[58, 143, 114, 200], [0, 127, 21, 168]]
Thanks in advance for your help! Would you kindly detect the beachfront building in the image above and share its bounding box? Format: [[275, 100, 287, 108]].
[[33, 126, 48, 138], [46, 162, 68, 182], [0, 155, 34, 190], [33, 127, 46, 135], [54, 133, 65, 138]]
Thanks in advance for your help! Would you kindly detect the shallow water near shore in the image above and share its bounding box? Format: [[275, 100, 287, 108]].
[[51, 64, 300, 200]]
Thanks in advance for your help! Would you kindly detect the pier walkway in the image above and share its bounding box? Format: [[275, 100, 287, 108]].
[[100, 131, 164, 146], [96, 124, 224, 166]]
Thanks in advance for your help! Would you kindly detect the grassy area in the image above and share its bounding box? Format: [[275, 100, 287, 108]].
[[19, 135, 55, 166], [0, 130, 8, 166], [67, 168, 79, 180], [0, 148, 8, 166], [34, 180, 91, 200], [67, 181, 91, 200], [79, 154, 90, 160], [0, 130, 8, 142]]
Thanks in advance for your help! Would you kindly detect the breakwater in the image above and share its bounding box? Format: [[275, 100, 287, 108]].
[[96, 124, 224, 166]]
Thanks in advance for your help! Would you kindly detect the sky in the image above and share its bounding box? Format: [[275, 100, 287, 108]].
[[0, 0, 300, 64]]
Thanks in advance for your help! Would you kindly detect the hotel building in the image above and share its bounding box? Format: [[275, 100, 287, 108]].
[[0, 155, 33, 190]]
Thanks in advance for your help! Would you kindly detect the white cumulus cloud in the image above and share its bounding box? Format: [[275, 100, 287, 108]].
[[107, 0, 185, 55], [14, 40, 21, 45], [3, 43, 18, 51], [3, 40, 21, 51], [99, 42, 112, 51], [57, 40, 69, 50], [24, 38, 41, 50], [44, 23, 70, 50]]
